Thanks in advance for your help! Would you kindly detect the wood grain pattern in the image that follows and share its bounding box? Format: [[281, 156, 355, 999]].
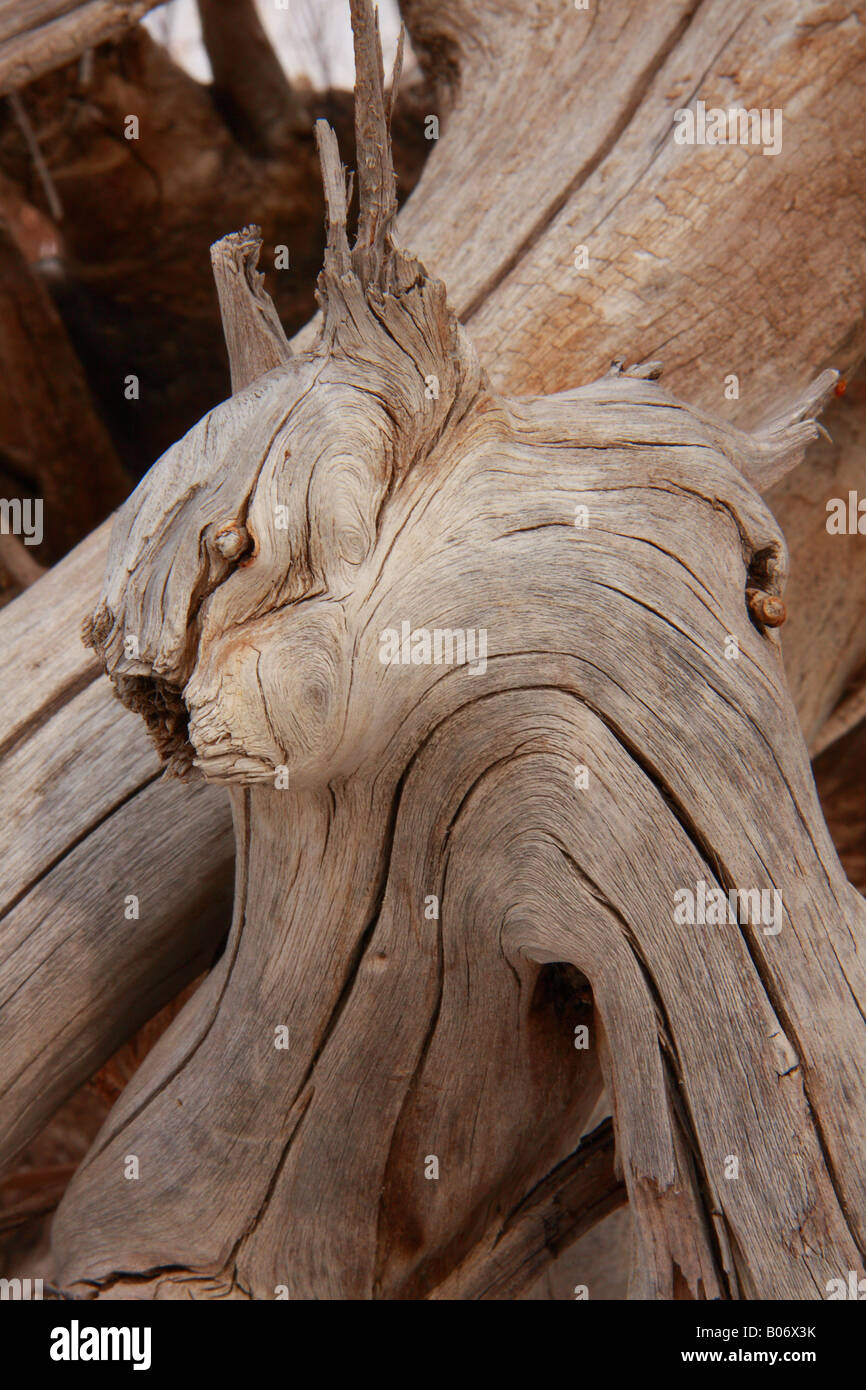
[[51, 2, 866, 1293], [0, 0, 864, 1298]]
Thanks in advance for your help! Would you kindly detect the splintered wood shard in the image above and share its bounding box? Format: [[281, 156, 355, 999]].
[[210, 226, 293, 393], [349, 0, 398, 283], [315, 121, 352, 279], [49, 3, 866, 1303]]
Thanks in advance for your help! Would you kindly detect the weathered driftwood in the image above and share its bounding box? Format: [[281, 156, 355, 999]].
[[2, 0, 866, 1297], [39, 1, 866, 1300], [774, 390, 866, 748], [210, 228, 293, 395], [0, 527, 234, 1167], [2, 398, 863, 1198]]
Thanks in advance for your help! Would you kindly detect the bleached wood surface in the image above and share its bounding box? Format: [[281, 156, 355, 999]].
[[1, 0, 864, 1298]]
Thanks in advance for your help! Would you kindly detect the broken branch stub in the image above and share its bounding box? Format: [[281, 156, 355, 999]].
[[210, 226, 293, 394], [63, 0, 866, 1300]]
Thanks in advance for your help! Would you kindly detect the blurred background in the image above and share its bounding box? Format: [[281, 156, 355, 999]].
[[145, 0, 405, 88]]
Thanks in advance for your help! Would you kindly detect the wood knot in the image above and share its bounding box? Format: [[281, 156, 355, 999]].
[[746, 588, 787, 628], [213, 522, 251, 561]]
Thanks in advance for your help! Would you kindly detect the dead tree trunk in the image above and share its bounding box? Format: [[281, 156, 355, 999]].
[[1, 0, 866, 1299], [38, 1, 866, 1300]]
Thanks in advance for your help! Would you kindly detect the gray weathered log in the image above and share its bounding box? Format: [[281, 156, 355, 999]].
[[44, 2, 866, 1299], [431, 1119, 626, 1300], [210, 227, 293, 395], [2, 0, 866, 1299]]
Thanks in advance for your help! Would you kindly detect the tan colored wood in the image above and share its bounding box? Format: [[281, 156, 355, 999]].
[[210, 227, 293, 395], [772, 389, 866, 749], [1, 0, 865, 1298], [431, 1120, 625, 1300], [44, 2, 866, 1299]]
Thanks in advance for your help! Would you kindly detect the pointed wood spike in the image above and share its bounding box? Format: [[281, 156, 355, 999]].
[[349, 0, 398, 276], [315, 120, 352, 279], [388, 25, 405, 123], [210, 225, 293, 394]]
